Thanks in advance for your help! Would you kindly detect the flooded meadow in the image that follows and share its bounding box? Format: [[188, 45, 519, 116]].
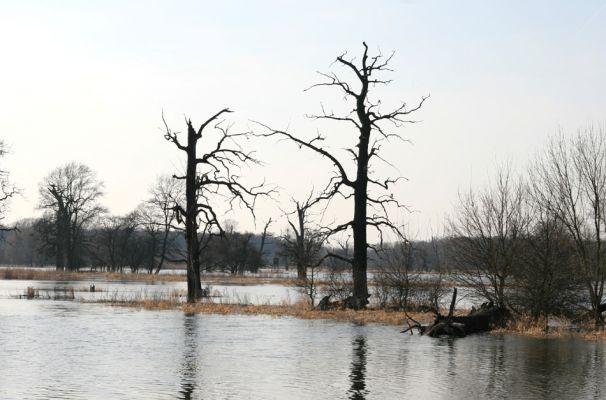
[[0, 278, 605, 399]]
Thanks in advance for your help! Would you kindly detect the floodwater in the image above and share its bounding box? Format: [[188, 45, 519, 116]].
[[1, 295, 605, 399], [0, 279, 300, 305]]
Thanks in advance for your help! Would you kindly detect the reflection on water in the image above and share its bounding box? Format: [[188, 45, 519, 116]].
[[1, 298, 606, 399], [179, 313, 199, 400], [348, 336, 367, 400]]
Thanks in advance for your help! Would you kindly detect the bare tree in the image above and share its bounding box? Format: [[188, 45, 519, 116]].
[[0, 141, 18, 231], [38, 162, 105, 270], [514, 206, 580, 320], [448, 167, 529, 309], [279, 193, 324, 280], [90, 213, 138, 272], [136, 175, 181, 274], [256, 217, 273, 270], [163, 109, 267, 302], [216, 222, 261, 275], [531, 128, 606, 324], [374, 240, 418, 310], [259, 42, 427, 304], [424, 235, 449, 313]]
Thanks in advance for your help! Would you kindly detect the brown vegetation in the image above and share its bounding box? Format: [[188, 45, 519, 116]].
[[89, 293, 432, 326], [488, 313, 606, 341]]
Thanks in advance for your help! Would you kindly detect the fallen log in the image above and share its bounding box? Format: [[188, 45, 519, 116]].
[[426, 321, 466, 338], [434, 306, 508, 335], [426, 287, 465, 338], [403, 288, 508, 338]]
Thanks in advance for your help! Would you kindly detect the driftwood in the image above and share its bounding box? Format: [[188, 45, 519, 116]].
[[403, 288, 507, 338]]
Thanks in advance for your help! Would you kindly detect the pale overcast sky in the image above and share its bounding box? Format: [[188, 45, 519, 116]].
[[1, 1, 605, 239]]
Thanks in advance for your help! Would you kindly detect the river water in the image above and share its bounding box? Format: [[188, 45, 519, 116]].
[[1, 281, 605, 399]]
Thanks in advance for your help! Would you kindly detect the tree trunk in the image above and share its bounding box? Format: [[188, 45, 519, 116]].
[[297, 260, 306, 280], [352, 107, 370, 301], [154, 228, 170, 275], [55, 210, 65, 271], [185, 123, 202, 302]]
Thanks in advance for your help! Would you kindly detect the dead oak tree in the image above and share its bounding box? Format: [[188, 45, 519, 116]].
[[260, 42, 427, 303], [163, 109, 266, 302]]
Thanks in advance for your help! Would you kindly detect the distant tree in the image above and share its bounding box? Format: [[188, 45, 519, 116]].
[[90, 213, 138, 272], [260, 42, 427, 305], [279, 194, 324, 280], [213, 221, 260, 275], [374, 240, 418, 310], [256, 218, 273, 270], [33, 213, 58, 264], [163, 110, 268, 302], [38, 163, 104, 271], [136, 175, 181, 274], [0, 219, 49, 266], [0, 140, 18, 231]]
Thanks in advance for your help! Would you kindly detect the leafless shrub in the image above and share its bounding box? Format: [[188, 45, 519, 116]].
[[373, 241, 418, 310]]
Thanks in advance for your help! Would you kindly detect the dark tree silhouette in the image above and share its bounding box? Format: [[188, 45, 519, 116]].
[[256, 217, 272, 270], [218, 222, 261, 275], [38, 163, 104, 271], [90, 213, 139, 272], [260, 42, 427, 303], [0, 141, 18, 231], [163, 109, 267, 302], [280, 193, 323, 280]]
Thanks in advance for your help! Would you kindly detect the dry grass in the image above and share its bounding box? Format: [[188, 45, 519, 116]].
[[88, 293, 433, 326], [88, 289, 185, 310], [492, 314, 560, 338], [490, 313, 606, 340], [181, 302, 432, 325]]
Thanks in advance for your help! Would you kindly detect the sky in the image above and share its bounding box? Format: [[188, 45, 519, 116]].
[[0, 0, 605, 240]]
